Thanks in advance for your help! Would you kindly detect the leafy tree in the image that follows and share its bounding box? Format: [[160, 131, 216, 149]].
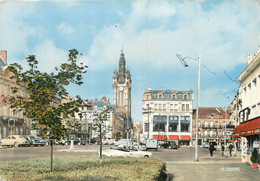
[[8, 49, 88, 171], [92, 109, 111, 158]]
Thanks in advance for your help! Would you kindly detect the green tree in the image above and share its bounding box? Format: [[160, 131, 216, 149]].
[[8, 49, 87, 171], [92, 109, 111, 158]]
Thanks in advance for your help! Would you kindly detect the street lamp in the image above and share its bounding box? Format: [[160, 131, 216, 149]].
[[177, 54, 201, 162]]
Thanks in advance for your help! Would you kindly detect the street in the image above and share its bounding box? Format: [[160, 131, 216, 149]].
[[0, 145, 259, 181]]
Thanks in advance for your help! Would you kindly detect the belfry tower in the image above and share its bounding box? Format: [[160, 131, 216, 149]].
[[113, 50, 132, 126]]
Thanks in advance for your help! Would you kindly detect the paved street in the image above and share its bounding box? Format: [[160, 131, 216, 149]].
[[0, 145, 259, 181]]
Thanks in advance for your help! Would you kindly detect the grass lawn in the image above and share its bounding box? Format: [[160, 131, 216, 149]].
[[0, 156, 166, 181]]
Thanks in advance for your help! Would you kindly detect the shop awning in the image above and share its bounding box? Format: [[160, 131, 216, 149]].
[[180, 135, 190, 140], [169, 135, 179, 140], [219, 140, 224, 142], [153, 135, 167, 140], [233, 117, 260, 137]]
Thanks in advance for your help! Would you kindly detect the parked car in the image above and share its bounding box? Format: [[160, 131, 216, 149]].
[[65, 138, 82, 145], [0, 135, 29, 147], [100, 148, 152, 158], [55, 139, 66, 145], [23, 135, 47, 147], [114, 139, 139, 150], [202, 142, 209, 148], [160, 141, 178, 149]]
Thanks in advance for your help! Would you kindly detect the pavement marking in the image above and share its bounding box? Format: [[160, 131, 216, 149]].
[[220, 167, 240, 171]]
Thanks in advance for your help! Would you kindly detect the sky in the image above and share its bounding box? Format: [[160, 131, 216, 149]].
[[0, 0, 260, 123]]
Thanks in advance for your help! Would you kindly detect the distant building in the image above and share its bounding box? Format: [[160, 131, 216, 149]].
[[142, 88, 193, 146], [192, 107, 233, 146], [113, 50, 132, 138], [132, 122, 143, 142], [0, 50, 30, 138]]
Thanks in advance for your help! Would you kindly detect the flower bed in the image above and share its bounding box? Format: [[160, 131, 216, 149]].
[[0, 156, 166, 180]]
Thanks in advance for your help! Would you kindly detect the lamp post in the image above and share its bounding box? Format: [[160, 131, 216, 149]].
[[177, 54, 200, 161]]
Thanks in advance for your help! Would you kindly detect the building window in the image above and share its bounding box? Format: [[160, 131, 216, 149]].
[[184, 95, 187, 99], [20, 127, 24, 135], [4, 85, 7, 94], [118, 91, 124, 106], [163, 104, 166, 109], [182, 104, 185, 110], [210, 121, 213, 128], [204, 121, 208, 127], [154, 104, 158, 109], [186, 104, 189, 110], [153, 115, 167, 132], [159, 104, 162, 109], [4, 126, 7, 138], [204, 130, 207, 136], [180, 116, 190, 132], [3, 105, 7, 116], [145, 123, 149, 132], [210, 130, 213, 137], [215, 122, 218, 128], [10, 108, 13, 117], [169, 116, 178, 132], [159, 95, 162, 99], [146, 95, 149, 99]]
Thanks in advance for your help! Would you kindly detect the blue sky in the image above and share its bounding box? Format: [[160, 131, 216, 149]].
[[0, 0, 260, 122]]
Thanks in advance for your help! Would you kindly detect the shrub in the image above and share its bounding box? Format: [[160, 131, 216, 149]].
[[250, 148, 258, 163]]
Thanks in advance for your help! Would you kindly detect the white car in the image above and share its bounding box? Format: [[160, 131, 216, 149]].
[[100, 149, 152, 158]]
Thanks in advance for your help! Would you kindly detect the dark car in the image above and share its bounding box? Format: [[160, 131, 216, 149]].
[[161, 141, 179, 149], [23, 135, 47, 147]]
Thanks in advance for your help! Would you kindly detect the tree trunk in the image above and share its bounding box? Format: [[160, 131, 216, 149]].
[[99, 123, 102, 158], [50, 140, 53, 172]]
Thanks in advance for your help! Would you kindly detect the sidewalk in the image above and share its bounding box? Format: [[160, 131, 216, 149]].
[[166, 150, 260, 181]]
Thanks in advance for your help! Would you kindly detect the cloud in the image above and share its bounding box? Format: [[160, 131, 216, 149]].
[[33, 40, 68, 72], [0, 2, 36, 59], [57, 23, 75, 35], [87, 0, 260, 73]]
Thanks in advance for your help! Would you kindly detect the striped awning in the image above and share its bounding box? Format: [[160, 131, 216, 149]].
[[169, 135, 179, 140], [153, 135, 167, 140], [180, 135, 190, 140]]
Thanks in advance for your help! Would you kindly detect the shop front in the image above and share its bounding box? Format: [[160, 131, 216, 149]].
[[233, 117, 260, 163], [179, 135, 191, 146]]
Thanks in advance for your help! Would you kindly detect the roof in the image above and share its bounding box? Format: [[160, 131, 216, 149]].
[[193, 107, 230, 119]]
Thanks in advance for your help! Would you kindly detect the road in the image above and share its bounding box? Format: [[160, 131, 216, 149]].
[[0, 145, 212, 162]]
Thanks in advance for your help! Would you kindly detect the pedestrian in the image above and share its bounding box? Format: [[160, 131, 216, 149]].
[[229, 143, 233, 157], [209, 143, 214, 157], [221, 144, 225, 157]]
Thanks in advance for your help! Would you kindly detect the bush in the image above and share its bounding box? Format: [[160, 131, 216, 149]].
[[250, 148, 258, 163], [256, 154, 260, 164], [0, 156, 166, 181]]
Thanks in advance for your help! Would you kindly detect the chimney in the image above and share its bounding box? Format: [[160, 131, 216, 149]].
[[247, 54, 252, 65], [0, 50, 7, 64]]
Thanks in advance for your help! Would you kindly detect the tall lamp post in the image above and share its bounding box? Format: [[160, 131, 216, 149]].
[[177, 54, 200, 162]]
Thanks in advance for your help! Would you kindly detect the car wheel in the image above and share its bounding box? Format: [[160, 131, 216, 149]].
[[14, 142, 19, 147], [144, 155, 149, 158]]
